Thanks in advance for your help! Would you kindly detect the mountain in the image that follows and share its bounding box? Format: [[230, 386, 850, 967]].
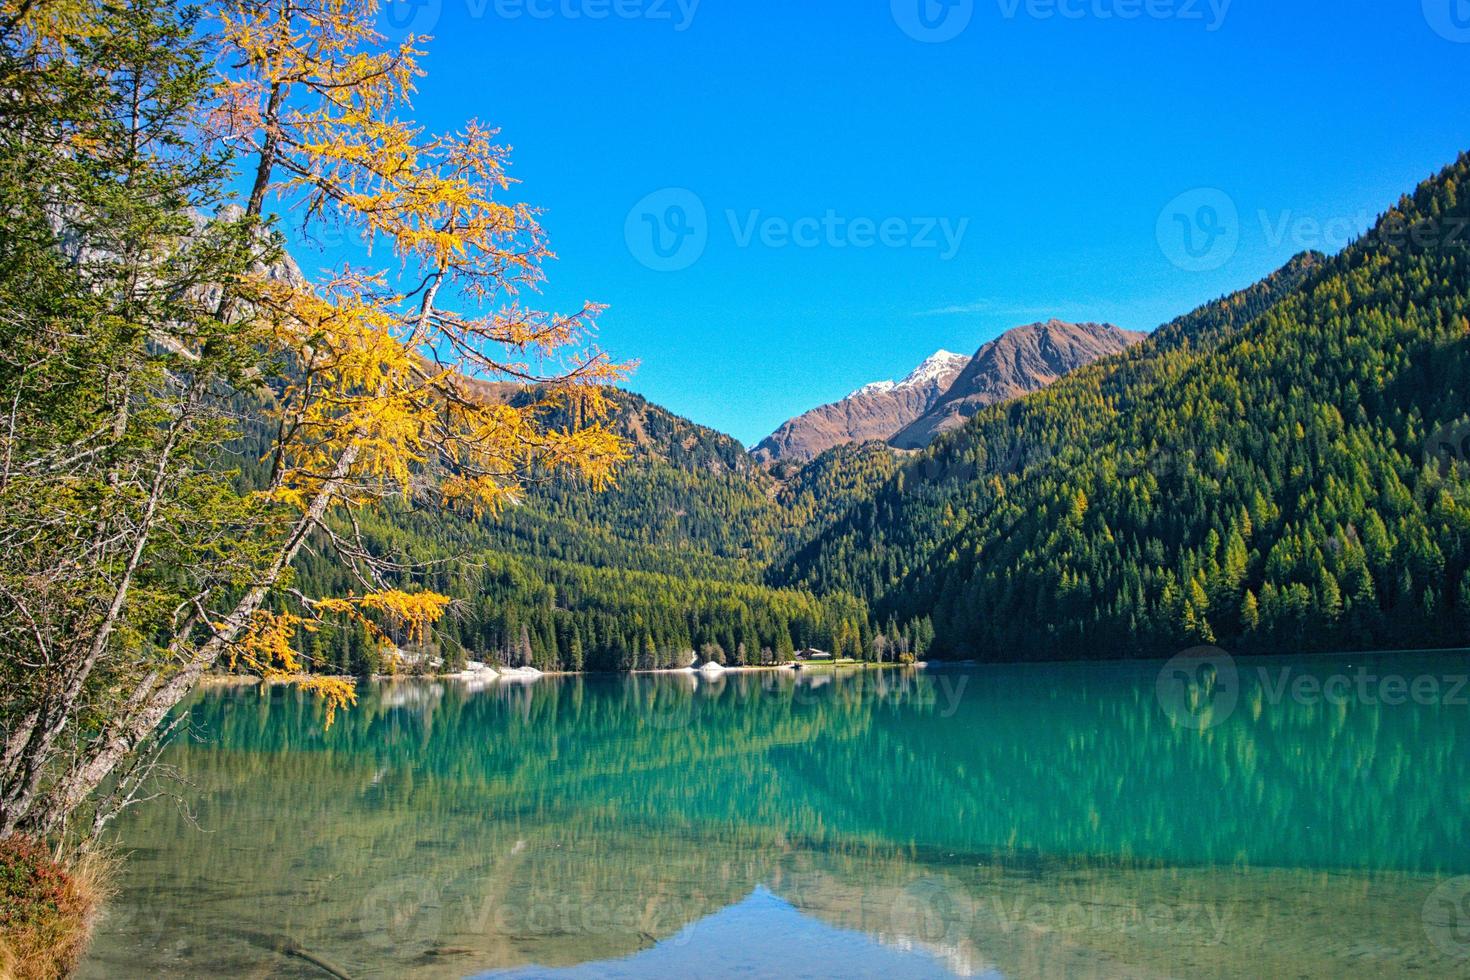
[[778, 152, 1470, 662], [888, 320, 1147, 449], [287, 383, 877, 674], [751, 350, 968, 463], [754, 322, 1145, 463], [493, 387, 781, 569], [284, 152, 1470, 673]]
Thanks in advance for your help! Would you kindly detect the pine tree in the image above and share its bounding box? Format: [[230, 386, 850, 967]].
[[518, 625, 534, 669], [568, 632, 585, 672], [1240, 590, 1261, 634]]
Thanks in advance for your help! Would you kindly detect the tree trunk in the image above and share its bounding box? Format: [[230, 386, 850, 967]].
[[23, 443, 360, 836], [0, 386, 198, 837], [246, 81, 284, 220]]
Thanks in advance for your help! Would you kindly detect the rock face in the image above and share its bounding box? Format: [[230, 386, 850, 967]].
[[753, 322, 1147, 463], [889, 320, 1146, 449], [751, 351, 969, 464]]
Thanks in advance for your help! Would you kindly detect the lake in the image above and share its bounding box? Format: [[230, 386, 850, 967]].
[[82, 653, 1470, 978]]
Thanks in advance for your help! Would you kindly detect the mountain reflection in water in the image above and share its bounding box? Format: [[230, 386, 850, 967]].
[[83, 656, 1470, 978]]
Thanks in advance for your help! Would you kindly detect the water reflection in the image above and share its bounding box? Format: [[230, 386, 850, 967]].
[[84, 656, 1470, 978], [480, 888, 972, 980]]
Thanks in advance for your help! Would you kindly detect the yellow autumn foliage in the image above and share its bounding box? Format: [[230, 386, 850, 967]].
[[229, 589, 453, 723], [203, 0, 630, 715], [226, 611, 357, 725]]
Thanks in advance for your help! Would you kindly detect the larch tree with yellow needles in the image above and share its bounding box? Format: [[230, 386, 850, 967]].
[[0, 0, 628, 840]]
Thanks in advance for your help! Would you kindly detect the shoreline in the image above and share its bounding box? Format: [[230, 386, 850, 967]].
[[196, 659, 925, 689], [193, 644, 1470, 691]]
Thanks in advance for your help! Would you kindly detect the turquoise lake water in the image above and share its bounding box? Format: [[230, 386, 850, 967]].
[[82, 653, 1470, 977]]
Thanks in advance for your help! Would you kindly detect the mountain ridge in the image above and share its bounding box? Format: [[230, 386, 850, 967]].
[[889, 320, 1147, 449], [750, 350, 968, 464], [777, 152, 1470, 662], [753, 321, 1143, 464]]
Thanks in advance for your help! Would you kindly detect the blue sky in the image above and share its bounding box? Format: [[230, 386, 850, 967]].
[[300, 0, 1469, 446]]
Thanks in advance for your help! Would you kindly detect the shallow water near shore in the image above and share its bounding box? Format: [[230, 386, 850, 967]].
[[83, 653, 1470, 978]]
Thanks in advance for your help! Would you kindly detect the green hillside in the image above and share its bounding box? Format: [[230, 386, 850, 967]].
[[287, 388, 875, 673], [777, 154, 1470, 661], [291, 153, 1470, 672]]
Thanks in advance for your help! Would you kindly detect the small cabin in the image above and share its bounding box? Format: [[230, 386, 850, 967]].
[[795, 648, 834, 662]]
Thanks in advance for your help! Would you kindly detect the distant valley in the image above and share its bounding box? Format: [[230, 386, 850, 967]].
[[289, 152, 1470, 673]]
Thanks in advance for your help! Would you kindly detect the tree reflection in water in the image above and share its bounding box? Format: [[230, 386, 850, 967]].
[[84, 657, 1470, 978]]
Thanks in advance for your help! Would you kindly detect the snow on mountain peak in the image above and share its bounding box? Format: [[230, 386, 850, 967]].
[[898, 350, 968, 389], [842, 351, 966, 402], [846, 380, 897, 400]]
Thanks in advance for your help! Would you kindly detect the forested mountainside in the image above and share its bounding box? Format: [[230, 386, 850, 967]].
[[273, 155, 1470, 674], [774, 442, 903, 542], [778, 154, 1470, 662], [485, 389, 783, 573], [282, 386, 881, 673]]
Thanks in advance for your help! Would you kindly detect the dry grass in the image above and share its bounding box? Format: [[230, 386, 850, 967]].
[[0, 838, 115, 980]]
